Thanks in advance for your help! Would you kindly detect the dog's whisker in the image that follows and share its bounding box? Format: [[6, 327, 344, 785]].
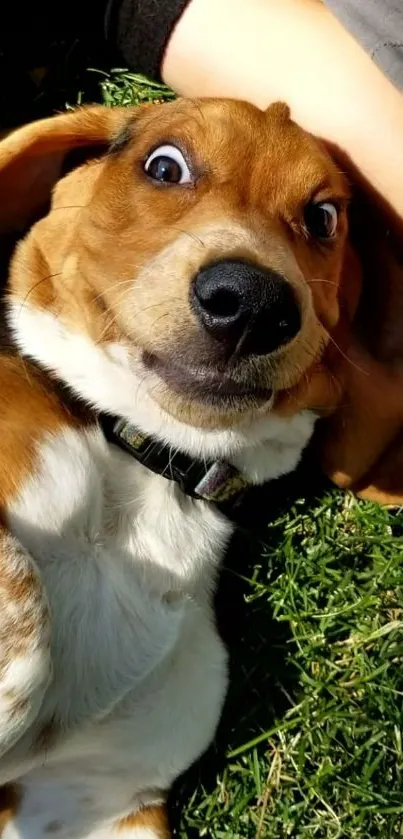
[[322, 328, 370, 376], [92, 279, 134, 304], [172, 227, 206, 248], [50, 205, 87, 212], [307, 278, 339, 288], [94, 309, 126, 345], [124, 296, 185, 323], [93, 289, 186, 346], [17, 273, 62, 317]]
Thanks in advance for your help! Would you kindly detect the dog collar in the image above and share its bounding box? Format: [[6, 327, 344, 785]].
[[101, 414, 250, 507]]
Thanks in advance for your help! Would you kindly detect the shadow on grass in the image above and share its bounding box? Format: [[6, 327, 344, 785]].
[[170, 454, 330, 835]]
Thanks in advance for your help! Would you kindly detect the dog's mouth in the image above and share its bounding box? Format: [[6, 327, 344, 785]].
[[142, 351, 273, 407]]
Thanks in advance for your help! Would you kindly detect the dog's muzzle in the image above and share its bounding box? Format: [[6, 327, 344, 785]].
[[191, 258, 301, 357]]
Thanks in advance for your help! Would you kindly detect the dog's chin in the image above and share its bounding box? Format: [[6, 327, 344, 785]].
[[142, 350, 274, 430]]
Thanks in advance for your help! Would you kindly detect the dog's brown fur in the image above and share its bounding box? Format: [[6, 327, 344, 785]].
[[0, 96, 402, 837], [3, 101, 352, 428], [0, 99, 402, 503]]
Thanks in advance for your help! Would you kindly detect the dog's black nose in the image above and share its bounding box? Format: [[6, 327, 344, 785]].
[[191, 259, 301, 356]]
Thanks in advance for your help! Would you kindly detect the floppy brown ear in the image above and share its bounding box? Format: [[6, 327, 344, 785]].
[[318, 337, 403, 493], [318, 195, 403, 503], [0, 106, 135, 235]]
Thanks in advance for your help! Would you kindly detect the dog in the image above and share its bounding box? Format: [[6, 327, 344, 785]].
[[316, 205, 403, 505], [0, 97, 363, 838]]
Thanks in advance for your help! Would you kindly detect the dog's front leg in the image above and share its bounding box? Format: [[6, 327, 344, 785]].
[[0, 526, 51, 757]]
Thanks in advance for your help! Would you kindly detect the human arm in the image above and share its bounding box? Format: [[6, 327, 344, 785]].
[[161, 0, 403, 221], [107, 0, 403, 222]]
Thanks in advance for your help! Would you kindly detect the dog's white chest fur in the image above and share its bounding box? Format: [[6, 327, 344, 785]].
[[3, 427, 231, 836], [1, 304, 317, 837]]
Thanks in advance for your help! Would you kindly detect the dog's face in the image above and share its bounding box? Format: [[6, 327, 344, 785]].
[[2, 100, 354, 457]]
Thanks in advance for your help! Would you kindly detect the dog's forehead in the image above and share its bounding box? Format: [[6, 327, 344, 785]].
[[112, 100, 289, 153], [108, 99, 344, 204], [110, 99, 261, 152], [121, 99, 331, 159]]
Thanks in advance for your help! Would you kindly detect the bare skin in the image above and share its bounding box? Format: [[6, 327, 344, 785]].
[[162, 0, 403, 501], [163, 0, 403, 223]]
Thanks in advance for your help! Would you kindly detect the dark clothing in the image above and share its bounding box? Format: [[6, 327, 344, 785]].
[[107, 0, 403, 89], [0, 0, 401, 126]]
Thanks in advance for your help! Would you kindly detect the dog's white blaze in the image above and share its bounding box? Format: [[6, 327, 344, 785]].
[[1, 300, 316, 835], [3, 424, 229, 835], [8, 302, 316, 477]]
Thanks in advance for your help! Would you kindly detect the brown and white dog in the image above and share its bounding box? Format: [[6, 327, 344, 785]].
[[0, 98, 364, 838]]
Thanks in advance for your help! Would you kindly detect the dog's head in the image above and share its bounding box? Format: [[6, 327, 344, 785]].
[[1, 99, 358, 462]]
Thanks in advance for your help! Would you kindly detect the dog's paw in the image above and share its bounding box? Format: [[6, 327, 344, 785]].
[[235, 440, 305, 484], [0, 528, 51, 755], [232, 411, 316, 484]]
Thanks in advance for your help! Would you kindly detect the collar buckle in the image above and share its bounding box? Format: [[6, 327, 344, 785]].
[[101, 415, 250, 508]]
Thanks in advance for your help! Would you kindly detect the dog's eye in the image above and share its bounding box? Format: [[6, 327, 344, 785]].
[[304, 201, 338, 239], [144, 145, 192, 185]]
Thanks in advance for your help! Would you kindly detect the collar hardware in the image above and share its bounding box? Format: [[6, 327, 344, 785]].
[[101, 415, 250, 507]]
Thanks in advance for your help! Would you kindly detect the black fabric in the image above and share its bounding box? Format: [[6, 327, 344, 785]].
[[1, 0, 402, 126], [2, 0, 401, 129], [0, 0, 187, 127], [104, 0, 403, 87], [0, 0, 112, 127], [105, 0, 192, 81], [0, 0, 108, 62]]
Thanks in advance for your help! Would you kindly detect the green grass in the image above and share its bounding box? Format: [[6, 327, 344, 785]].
[[9, 68, 403, 838], [79, 69, 176, 108], [174, 492, 403, 838]]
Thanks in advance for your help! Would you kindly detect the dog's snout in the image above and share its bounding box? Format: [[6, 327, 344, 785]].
[[191, 259, 301, 356]]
